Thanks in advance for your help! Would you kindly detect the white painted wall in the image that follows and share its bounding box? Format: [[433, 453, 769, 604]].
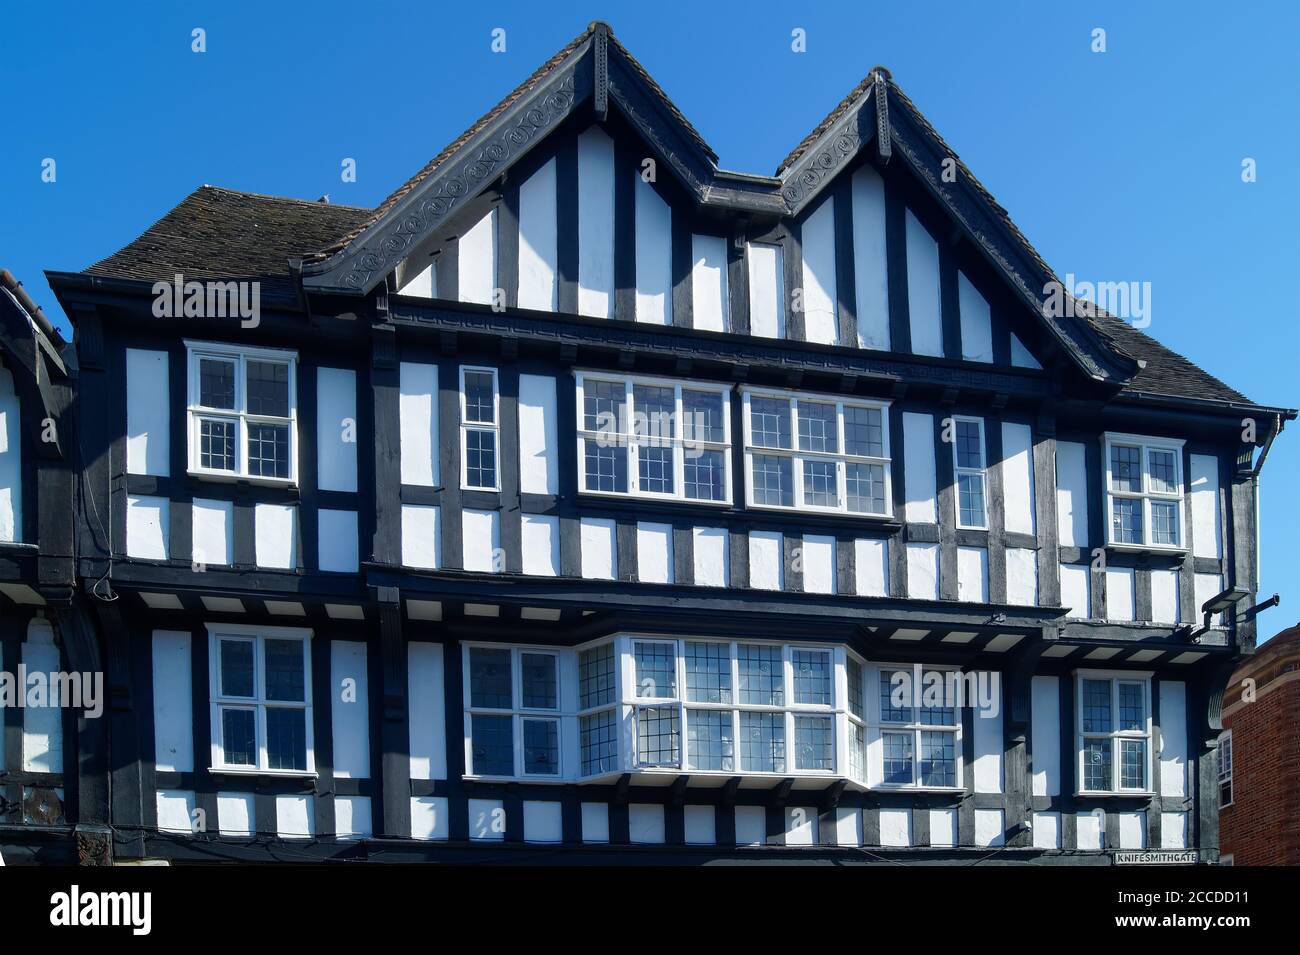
[[735, 806, 766, 846], [636, 521, 673, 584], [801, 534, 836, 595], [1060, 563, 1090, 619], [957, 272, 993, 362], [692, 526, 729, 587], [929, 808, 957, 847], [1105, 567, 1135, 621], [905, 209, 943, 356], [581, 802, 610, 843], [523, 801, 563, 843], [1032, 811, 1060, 849], [746, 242, 785, 339], [462, 509, 501, 573], [1001, 422, 1036, 535], [411, 796, 449, 840], [331, 640, 370, 778], [254, 503, 296, 569], [1150, 568, 1180, 624], [580, 517, 617, 580], [317, 367, 358, 492], [973, 693, 1004, 794], [1010, 333, 1041, 368], [1005, 547, 1038, 606], [690, 234, 729, 333], [317, 509, 358, 573], [974, 809, 1005, 847], [1076, 811, 1104, 850], [408, 642, 446, 781], [957, 546, 988, 603], [834, 807, 863, 847], [217, 792, 254, 835], [517, 373, 558, 494], [1118, 811, 1146, 849], [748, 530, 784, 591], [0, 368, 20, 542], [1055, 441, 1089, 547], [400, 504, 440, 569], [397, 262, 434, 298], [786, 807, 818, 846], [156, 790, 196, 834], [634, 175, 672, 324], [906, 542, 939, 600], [276, 794, 315, 838], [800, 198, 838, 345], [902, 412, 936, 522], [1196, 572, 1226, 625], [469, 798, 505, 840], [854, 538, 888, 596], [126, 495, 169, 560], [191, 498, 232, 567], [518, 157, 558, 311], [684, 805, 716, 845], [629, 804, 665, 844], [520, 513, 560, 576], [125, 348, 169, 476], [335, 795, 373, 839], [879, 808, 911, 847], [577, 127, 616, 318], [1030, 675, 1060, 797], [152, 630, 193, 773], [1161, 812, 1187, 849], [399, 362, 439, 487], [1190, 453, 1222, 559], [1159, 680, 1187, 798], [851, 164, 890, 349], [458, 208, 498, 306]]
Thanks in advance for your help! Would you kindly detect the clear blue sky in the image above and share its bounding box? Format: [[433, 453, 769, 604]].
[[2, 1, 1296, 633]]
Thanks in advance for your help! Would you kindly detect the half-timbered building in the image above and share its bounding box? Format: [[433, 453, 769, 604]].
[[44, 22, 1293, 863]]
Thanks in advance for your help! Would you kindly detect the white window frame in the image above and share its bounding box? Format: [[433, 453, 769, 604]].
[[207, 623, 314, 776], [185, 341, 298, 485], [741, 386, 893, 518], [574, 371, 733, 505], [1103, 433, 1186, 552], [845, 652, 867, 784], [1075, 669, 1154, 796], [1218, 730, 1233, 808], [863, 663, 965, 792], [462, 643, 568, 780], [459, 365, 501, 492], [624, 635, 842, 778], [951, 415, 988, 530]]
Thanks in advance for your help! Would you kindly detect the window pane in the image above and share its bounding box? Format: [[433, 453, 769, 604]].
[[881, 730, 914, 785], [918, 688, 956, 727], [264, 638, 305, 702], [844, 405, 884, 457], [199, 417, 237, 472], [247, 422, 290, 479], [739, 711, 785, 773], [845, 462, 886, 514], [737, 644, 783, 706], [463, 371, 496, 424], [1112, 498, 1143, 544], [682, 390, 724, 443], [919, 730, 956, 786], [957, 472, 986, 527], [520, 653, 557, 710], [880, 669, 914, 723], [220, 707, 256, 765], [683, 448, 726, 501], [955, 420, 983, 469], [802, 459, 837, 507], [684, 642, 731, 704], [470, 714, 514, 775], [469, 648, 512, 709], [1082, 679, 1112, 733], [634, 642, 676, 699], [219, 639, 255, 698], [522, 718, 559, 775], [687, 709, 734, 771], [579, 644, 615, 710], [199, 358, 236, 409], [266, 707, 307, 771], [1083, 739, 1112, 791], [791, 649, 831, 706], [750, 397, 791, 449], [636, 706, 680, 767], [246, 360, 289, 417], [1151, 501, 1179, 546], [584, 442, 628, 493], [633, 384, 675, 444], [846, 658, 864, 719], [1120, 739, 1146, 789], [751, 454, 793, 507], [1148, 449, 1178, 494], [1118, 683, 1145, 731], [637, 445, 674, 494], [795, 715, 833, 771], [580, 710, 617, 775], [465, 429, 497, 488], [583, 379, 626, 434], [1110, 444, 1141, 493], [796, 401, 837, 453], [849, 722, 865, 781]]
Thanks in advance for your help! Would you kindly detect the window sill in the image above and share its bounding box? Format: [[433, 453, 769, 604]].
[[187, 470, 299, 490], [873, 785, 965, 795], [208, 767, 318, 780], [1105, 543, 1187, 557], [579, 490, 732, 508], [746, 502, 895, 521], [1075, 790, 1155, 799]]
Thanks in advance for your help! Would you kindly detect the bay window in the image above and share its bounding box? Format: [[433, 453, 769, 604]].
[[1076, 671, 1152, 794], [187, 341, 297, 482], [1104, 434, 1184, 549], [575, 372, 732, 504], [208, 624, 313, 773], [742, 387, 892, 517], [460, 366, 500, 491]]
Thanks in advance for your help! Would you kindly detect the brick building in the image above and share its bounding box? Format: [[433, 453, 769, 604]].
[[1219, 624, 1300, 865]]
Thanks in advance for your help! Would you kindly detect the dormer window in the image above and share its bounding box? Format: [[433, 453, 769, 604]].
[[187, 342, 297, 484], [1103, 433, 1184, 550]]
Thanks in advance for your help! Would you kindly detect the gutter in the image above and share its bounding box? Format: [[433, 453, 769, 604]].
[[1, 268, 64, 344]]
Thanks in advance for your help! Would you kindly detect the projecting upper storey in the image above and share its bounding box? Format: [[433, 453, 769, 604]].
[[74, 22, 1269, 414]]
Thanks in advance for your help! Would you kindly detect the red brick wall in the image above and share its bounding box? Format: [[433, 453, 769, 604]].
[[1221, 676, 1300, 865]]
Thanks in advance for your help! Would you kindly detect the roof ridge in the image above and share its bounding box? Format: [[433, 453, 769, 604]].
[[196, 184, 372, 211]]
